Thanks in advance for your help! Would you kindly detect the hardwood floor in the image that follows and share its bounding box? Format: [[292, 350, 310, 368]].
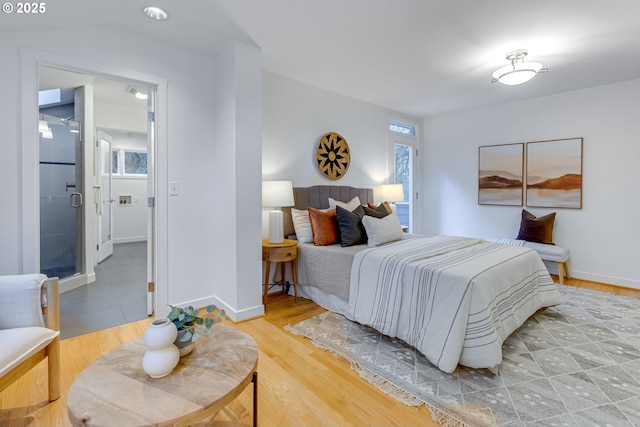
[[1, 277, 638, 427]]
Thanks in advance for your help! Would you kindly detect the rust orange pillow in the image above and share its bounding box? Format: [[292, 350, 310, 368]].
[[308, 208, 338, 246]]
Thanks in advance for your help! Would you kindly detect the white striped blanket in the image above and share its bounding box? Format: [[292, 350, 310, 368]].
[[348, 235, 562, 373]]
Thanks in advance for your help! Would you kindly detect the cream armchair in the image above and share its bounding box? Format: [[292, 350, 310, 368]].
[[0, 274, 60, 401]]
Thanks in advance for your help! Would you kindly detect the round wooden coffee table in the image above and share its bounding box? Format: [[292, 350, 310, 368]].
[[67, 325, 258, 427]]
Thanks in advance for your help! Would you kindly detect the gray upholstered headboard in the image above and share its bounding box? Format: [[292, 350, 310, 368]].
[[283, 185, 374, 238]]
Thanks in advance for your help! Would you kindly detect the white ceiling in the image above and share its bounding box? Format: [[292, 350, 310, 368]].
[[38, 66, 150, 110], [17, 0, 640, 117]]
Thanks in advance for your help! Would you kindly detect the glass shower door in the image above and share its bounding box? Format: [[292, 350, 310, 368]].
[[39, 113, 83, 279]]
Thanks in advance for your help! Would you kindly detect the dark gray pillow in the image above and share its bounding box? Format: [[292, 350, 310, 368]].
[[363, 204, 388, 219], [336, 205, 367, 247], [516, 209, 556, 244]]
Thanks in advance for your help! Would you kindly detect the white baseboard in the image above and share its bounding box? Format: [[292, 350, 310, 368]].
[[164, 295, 265, 323], [113, 237, 147, 244], [59, 272, 96, 294], [542, 261, 639, 290], [216, 301, 265, 322], [570, 269, 640, 290]]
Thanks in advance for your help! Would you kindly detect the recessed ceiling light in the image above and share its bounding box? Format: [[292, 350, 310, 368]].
[[143, 6, 168, 20]]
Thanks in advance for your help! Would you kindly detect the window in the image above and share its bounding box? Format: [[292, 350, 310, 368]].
[[394, 143, 413, 232], [389, 120, 418, 233], [111, 149, 147, 176], [389, 121, 416, 136], [123, 151, 147, 175], [111, 150, 119, 174], [395, 144, 412, 204]]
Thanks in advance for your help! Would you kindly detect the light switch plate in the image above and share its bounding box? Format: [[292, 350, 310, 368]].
[[169, 181, 179, 196]]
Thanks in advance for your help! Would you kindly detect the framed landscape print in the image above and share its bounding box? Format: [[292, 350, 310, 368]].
[[526, 138, 583, 209], [478, 143, 524, 206]]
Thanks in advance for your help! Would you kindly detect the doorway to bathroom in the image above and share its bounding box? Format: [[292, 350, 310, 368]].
[[37, 64, 157, 333]]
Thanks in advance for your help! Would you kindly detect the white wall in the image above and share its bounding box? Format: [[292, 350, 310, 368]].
[[0, 27, 261, 318], [95, 103, 147, 133], [110, 131, 148, 243], [262, 72, 421, 186], [261, 72, 423, 242], [424, 79, 640, 288], [212, 40, 264, 320]]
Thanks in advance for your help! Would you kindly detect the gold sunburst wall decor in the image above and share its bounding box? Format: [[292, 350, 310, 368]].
[[316, 132, 350, 180]]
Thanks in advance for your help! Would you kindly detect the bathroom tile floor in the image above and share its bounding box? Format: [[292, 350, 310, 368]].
[[59, 242, 150, 339]]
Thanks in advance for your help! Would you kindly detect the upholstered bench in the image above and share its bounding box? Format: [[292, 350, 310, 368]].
[[489, 238, 571, 284]]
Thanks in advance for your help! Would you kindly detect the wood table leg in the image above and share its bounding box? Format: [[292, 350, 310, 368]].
[[280, 261, 286, 294], [291, 260, 298, 301], [263, 262, 271, 303]]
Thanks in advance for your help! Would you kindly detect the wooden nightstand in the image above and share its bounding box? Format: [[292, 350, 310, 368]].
[[262, 239, 298, 303]]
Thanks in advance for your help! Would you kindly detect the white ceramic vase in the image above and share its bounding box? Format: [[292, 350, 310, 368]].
[[142, 318, 180, 378]]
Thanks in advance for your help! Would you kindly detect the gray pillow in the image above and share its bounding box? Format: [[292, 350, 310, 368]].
[[363, 204, 388, 219]]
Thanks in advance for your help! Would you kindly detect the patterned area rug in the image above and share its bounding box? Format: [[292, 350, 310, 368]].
[[286, 285, 640, 426]]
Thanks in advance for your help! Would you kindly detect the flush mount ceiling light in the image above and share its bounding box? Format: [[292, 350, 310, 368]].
[[143, 6, 168, 20], [492, 49, 548, 85], [127, 86, 148, 100]]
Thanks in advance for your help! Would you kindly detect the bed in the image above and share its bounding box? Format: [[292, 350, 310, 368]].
[[285, 185, 563, 373]]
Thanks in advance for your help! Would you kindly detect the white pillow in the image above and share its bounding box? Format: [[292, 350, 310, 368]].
[[0, 274, 47, 329], [361, 214, 403, 247], [291, 208, 313, 243], [328, 196, 361, 211]]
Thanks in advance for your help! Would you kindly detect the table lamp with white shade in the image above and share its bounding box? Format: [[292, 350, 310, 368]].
[[379, 183, 404, 204], [262, 181, 294, 244]]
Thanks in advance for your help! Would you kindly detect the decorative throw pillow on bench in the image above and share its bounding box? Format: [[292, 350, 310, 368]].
[[516, 209, 556, 244]]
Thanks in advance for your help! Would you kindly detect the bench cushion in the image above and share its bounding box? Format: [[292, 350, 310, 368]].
[[0, 327, 59, 377], [489, 238, 569, 262], [522, 241, 570, 262]]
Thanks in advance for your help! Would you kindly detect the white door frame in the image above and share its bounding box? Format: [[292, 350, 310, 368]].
[[146, 92, 156, 316], [388, 119, 419, 233], [20, 47, 168, 317]]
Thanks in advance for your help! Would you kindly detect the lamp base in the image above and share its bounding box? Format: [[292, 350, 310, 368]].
[[268, 210, 284, 244]]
